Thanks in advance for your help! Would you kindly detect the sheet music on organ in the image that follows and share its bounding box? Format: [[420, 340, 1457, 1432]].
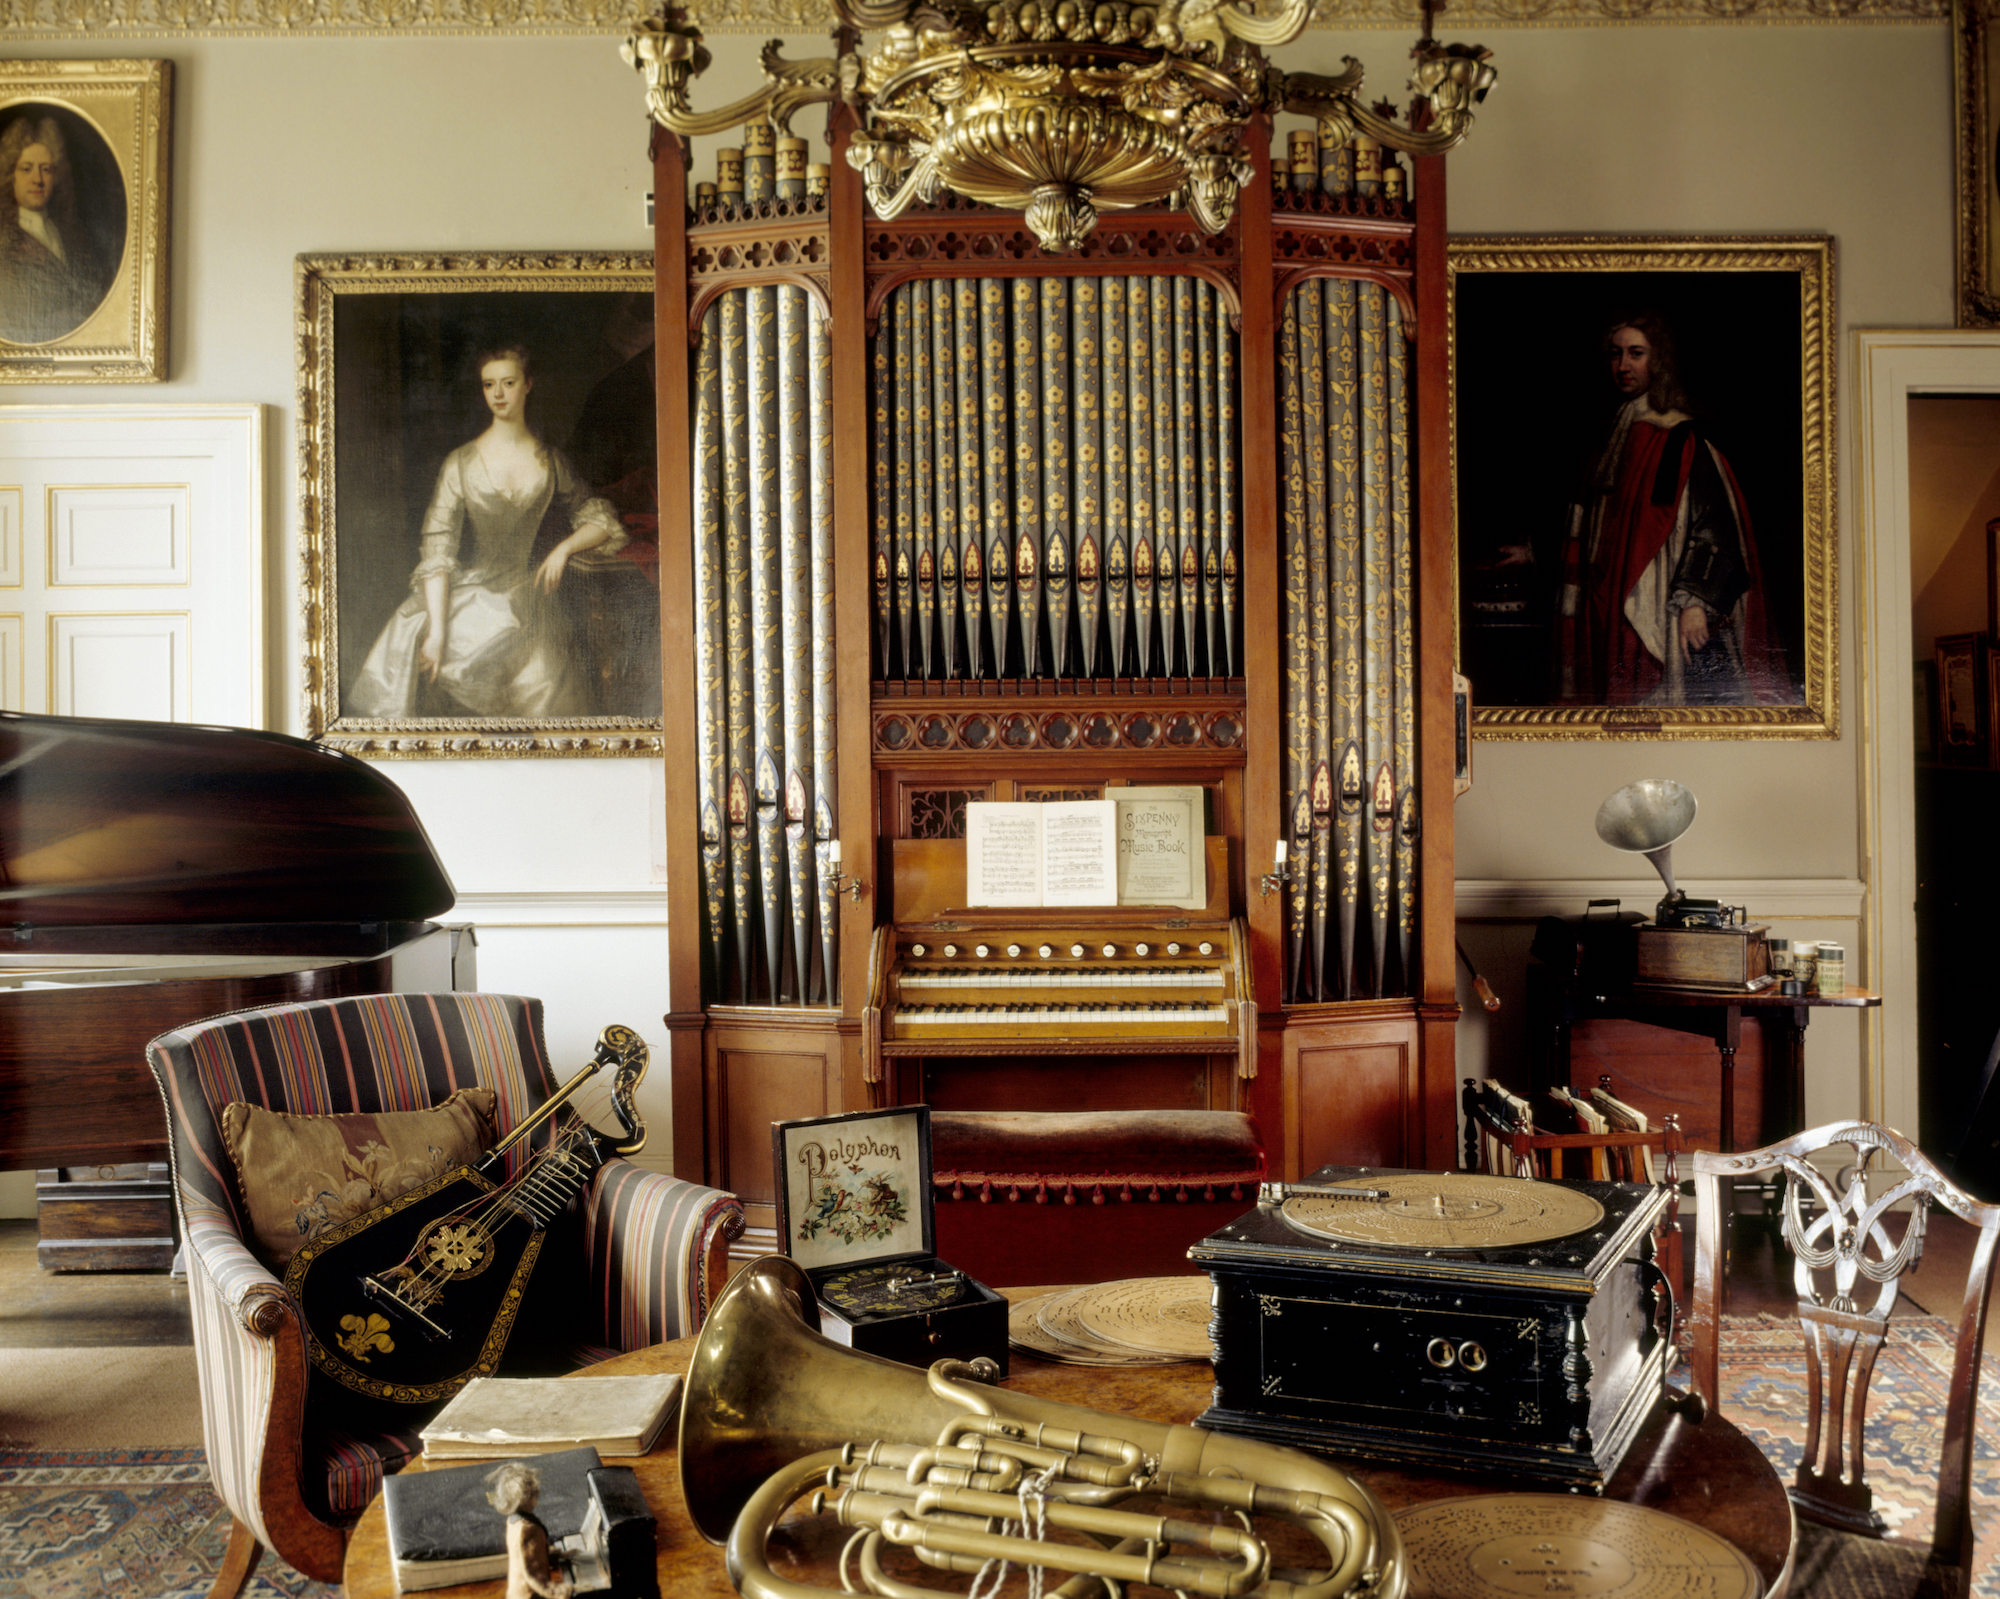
[[966, 800, 1117, 906], [965, 797, 1198, 908]]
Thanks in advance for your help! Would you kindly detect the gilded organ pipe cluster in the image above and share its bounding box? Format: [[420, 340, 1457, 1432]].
[[1279, 274, 1417, 1003], [871, 275, 1238, 685], [691, 278, 837, 1006]]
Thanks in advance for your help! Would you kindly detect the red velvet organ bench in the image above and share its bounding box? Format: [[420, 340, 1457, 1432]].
[[930, 1109, 1266, 1286]]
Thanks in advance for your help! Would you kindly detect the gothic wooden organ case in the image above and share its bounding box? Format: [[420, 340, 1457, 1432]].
[[639, 20, 1490, 1254]]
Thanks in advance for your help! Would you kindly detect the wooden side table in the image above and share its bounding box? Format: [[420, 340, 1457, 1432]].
[[1531, 966, 1881, 1151], [342, 1288, 1796, 1599]]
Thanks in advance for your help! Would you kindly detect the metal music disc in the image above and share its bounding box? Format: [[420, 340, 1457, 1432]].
[[1008, 1292, 1186, 1366], [817, 1263, 969, 1319], [1278, 1172, 1605, 1251], [1070, 1276, 1214, 1359], [1396, 1496, 1761, 1599]]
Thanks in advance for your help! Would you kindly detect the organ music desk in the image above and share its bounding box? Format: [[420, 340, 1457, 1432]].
[[865, 836, 1253, 1112]]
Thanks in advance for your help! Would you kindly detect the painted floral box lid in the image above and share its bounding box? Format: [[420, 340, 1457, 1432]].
[[772, 1104, 934, 1274]]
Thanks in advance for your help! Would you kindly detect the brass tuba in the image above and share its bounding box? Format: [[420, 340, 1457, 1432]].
[[680, 1257, 1408, 1599]]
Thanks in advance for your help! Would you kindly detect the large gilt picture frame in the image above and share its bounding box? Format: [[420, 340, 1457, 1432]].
[[1957, 0, 2000, 325], [1450, 235, 1835, 740], [0, 59, 169, 384], [299, 252, 663, 758]]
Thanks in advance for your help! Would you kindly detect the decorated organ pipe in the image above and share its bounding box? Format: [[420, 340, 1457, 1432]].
[[1129, 275, 1156, 676], [1102, 275, 1130, 678], [954, 279, 983, 682], [1073, 277, 1102, 678], [1041, 276, 1071, 679], [719, 288, 755, 1002], [692, 311, 727, 1002], [1327, 276, 1364, 1003], [810, 300, 838, 1004], [1279, 288, 1312, 1001], [778, 282, 813, 1002], [748, 283, 786, 996], [1359, 279, 1394, 1001], [980, 278, 1012, 677]]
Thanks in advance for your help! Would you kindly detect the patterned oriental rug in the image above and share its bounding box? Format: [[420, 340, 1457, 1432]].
[[0, 1451, 334, 1599], [0, 1314, 1995, 1598]]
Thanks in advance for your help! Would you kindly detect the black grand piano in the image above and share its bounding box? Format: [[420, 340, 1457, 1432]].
[[0, 710, 471, 1269]]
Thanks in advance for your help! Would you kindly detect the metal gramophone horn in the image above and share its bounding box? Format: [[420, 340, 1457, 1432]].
[[1594, 779, 1697, 916], [678, 1255, 1407, 1599]]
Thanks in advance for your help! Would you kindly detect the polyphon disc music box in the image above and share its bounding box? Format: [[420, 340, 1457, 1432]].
[[773, 1104, 1007, 1376], [1188, 1165, 1672, 1492]]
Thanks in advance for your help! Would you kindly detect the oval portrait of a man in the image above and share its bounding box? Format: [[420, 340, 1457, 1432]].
[[0, 102, 126, 346]]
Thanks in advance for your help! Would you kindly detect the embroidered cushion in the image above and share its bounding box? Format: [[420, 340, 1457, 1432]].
[[219, 1089, 497, 1269]]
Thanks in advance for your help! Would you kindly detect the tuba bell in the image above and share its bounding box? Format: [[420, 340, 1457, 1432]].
[[680, 1256, 1407, 1599]]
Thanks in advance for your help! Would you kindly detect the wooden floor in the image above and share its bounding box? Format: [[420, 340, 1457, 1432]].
[[0, 1219, 190, 1350]]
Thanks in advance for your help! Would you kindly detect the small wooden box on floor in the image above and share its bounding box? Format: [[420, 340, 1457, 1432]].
[[1190, 1166, 1671, 1492], [36, 1163, 175, 1271]]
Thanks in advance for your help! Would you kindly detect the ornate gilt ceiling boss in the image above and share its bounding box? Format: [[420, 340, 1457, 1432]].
[[625, 1, 1496, 255]]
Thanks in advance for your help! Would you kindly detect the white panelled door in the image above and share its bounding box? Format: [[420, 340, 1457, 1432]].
[[0, 406, 264, 726]]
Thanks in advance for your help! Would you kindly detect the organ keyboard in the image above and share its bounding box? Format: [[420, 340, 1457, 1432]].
[[865, 919, 1255, 1068]]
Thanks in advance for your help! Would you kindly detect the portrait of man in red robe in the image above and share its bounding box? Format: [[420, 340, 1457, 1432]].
[[1457, 267, 1814, 717], [1552, 312, 1793, 707]]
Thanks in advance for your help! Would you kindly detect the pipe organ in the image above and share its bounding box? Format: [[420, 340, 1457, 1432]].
[[647, 42, 1477, 1254]]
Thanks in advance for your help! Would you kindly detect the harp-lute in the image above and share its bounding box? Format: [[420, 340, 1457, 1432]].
[[284, 1024, 648, 1408]]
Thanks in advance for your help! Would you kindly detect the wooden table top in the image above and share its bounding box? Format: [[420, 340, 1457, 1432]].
[[344, 1296, 1795, 1599], [1585, 983, 1880, 1012]]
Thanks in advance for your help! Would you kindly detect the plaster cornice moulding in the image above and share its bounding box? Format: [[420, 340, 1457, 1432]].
[[0, 0, 1945, 37]]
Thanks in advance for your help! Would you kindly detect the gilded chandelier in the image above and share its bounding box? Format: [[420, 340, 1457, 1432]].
[[625, 0, 1495, 253]]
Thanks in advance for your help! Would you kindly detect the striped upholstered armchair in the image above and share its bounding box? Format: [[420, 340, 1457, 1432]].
[[147, 991, 743, 1599]]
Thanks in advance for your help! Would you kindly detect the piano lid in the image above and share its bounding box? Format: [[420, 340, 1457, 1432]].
[[0, 711, 455, 931]]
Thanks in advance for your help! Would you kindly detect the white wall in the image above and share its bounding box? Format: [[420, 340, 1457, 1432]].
[[0, 21, 1952, 1211]]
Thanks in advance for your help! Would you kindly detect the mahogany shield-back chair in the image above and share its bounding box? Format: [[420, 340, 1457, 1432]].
[[1461, 1076, 1685, 1294], [148, 991, 743, 1599], [1689, 1122, 2000, 1599]]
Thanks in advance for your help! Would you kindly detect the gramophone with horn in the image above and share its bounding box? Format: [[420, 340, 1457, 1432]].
[[1595, 779, 1774, 994]]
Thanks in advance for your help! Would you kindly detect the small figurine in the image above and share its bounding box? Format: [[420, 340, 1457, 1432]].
[[485, 1463, 574, 1599]]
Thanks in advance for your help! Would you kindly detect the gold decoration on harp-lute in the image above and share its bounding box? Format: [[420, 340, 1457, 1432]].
[[624, 0, 1496, 254]]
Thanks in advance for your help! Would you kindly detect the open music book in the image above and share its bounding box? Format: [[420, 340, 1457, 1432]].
[[965, 792, 1200, 909], [419, 1372, 681, 1459]]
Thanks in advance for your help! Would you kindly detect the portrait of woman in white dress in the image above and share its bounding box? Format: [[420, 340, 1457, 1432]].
[[347, 343, 627, 718]]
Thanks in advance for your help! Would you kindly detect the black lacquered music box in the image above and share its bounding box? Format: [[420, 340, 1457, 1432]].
[[1188, 1165, 1672, 1492], [773, 1105, 1007, 1376]]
